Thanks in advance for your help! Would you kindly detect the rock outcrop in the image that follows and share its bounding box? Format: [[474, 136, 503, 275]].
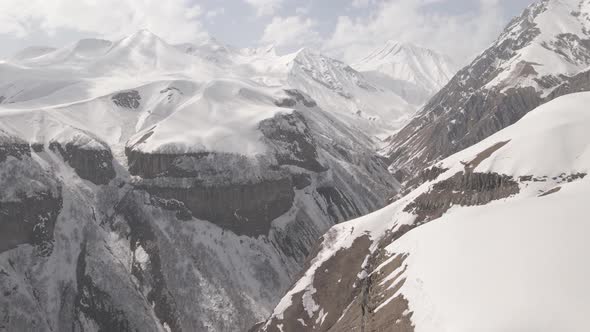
[[50, 141, 116, 185], [0, 190, 63, 255], [0, 145, 63, 255], [112, 90, 141, 109], [404, 171, 519, 223], [259, 111, 326, 172], [125, 92, 398, 240], [0, 131, 30, 162], [141, 177, 295, 237]]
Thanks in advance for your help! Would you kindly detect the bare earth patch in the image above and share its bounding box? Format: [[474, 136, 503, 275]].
[[539, 186, 561, 197], [462, 140, 511, 172]]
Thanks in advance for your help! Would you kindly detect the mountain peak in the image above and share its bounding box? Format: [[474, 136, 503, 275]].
[[119, 29, 167, 46], [382, 39, 419, 52], [293, 47, 320, 59], [480, 0, 590, 89], [385, 0, 590, 177], [133, 28, 158, 37], [353, 40, 456, 93], [246, 43, 277, 56], [356, 40, 449, 64]]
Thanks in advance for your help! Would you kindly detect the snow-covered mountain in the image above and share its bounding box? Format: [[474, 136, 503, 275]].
[[385, 0, 590, 180], [0, 30, 404, 332], [10, 46, 58, 61], [2, 32, 422, 140], [284, 48, 416, 138], [354, 40, 456, 104], [256, 91, 590, 332], [6, 1, 590, 329]]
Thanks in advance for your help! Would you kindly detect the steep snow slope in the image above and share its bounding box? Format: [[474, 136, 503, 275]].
[[256, 92, 590, 332], [385, 176, 590, 332], [486, 0, 590, 90], [18, 38, 113, 67], [218, 46, 418, 139], [10, 46, 58, 61], [127, 80, 290, 155], [354, 40, 456, 102], [386, 0, 590, 178]]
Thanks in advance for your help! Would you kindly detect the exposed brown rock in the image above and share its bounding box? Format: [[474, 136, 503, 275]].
[[329, 252, 414, 332], [275, 89, 318, 108], [259, 111, 327, 172], [463, 140, 510, 172], [394, 166, 449, 201], [404, 172, 520, 223], [258, 224, 420, 332], [387, 85, 542, 178], [539, 186, 561, 197], [261, 235, 372, 332]]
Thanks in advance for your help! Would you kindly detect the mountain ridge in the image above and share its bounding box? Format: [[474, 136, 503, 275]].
[[385, 0, 590, 180], [354, 40, 456, 94]]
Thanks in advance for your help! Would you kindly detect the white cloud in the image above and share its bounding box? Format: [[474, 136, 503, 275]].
[[244, 0, 284, 17], [295, 6, 310, 15], [260, 16, 321, 49], [0, 0, 208, 44], [206, 8, 226, 20], [351, 0, 375, 9], [325, 0, 507, 65]]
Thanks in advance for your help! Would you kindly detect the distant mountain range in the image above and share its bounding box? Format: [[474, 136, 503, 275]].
[[354, 40, 456, 103]]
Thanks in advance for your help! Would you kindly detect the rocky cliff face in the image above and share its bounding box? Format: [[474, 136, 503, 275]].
[[140, 176, 295, 237], [0, 136, 63, 255], [385, 0, 590, 179], [124, 91, 399, 241], [50, 141, 116, 185]]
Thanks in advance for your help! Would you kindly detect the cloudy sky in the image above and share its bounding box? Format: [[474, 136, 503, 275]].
[[0, 0, 533, 64]]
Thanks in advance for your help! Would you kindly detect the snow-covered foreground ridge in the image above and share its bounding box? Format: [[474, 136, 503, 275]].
[[256, 92, 590, 332]]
